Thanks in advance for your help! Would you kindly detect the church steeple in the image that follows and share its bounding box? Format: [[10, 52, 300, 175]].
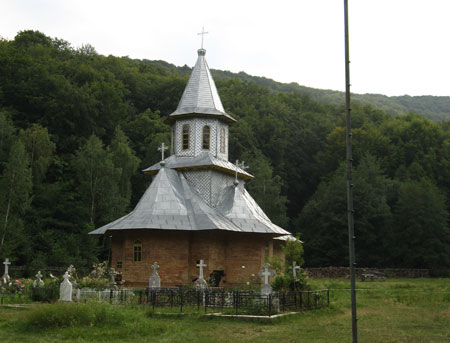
[[166, 49, 235, 124]]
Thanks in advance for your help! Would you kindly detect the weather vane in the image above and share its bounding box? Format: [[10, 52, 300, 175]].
[[198, 26, 209, 49]]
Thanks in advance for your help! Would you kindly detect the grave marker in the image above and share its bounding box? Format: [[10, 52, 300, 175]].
[[258, 263, 275, 296], [59, 271, 73, 302], [149, 262, 161, 288]]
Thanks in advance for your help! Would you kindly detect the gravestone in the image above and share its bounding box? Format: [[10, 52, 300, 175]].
[[59, 271, 72, 302], [194, 259, 208, 289], [149, 262, 161, 288], [33, 271, 44, 288], [109, 268, 118, 290], [2, 258, 11, 283], [292, 261, 301, 278], [258, 263, 275, 296]]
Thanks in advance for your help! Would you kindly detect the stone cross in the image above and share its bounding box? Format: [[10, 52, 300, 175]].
[[197, 26, 209, 49], [149, 262, 161, 288], [158, 142, 168, 161], [151, 262, 159, 276], [3, 258, 10, 276], [197, 259, 207, 280], [109, 268, 118, 289], [60, 271, 72, 302], [258, 263, 275, 296], [34, 271, 44, 288], [292, 261, 301, 278]]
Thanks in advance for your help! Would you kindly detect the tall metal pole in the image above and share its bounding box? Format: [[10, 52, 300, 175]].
[[344, 1, 358, 342]]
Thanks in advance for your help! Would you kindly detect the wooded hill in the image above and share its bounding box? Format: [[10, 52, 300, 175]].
[[0, 31, 449, 275]]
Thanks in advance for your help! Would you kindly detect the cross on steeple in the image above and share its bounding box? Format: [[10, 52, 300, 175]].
[[234, 160, 249, 184], [158, 142, 168, 161], [198, 26, 209, 49]]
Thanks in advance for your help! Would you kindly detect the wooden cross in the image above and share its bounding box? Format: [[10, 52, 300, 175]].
[[3, 258, 10, 275], [197, 26, 209, 49], [292, 261, 301, 278], [151, 262, 159, 276], [197, 259, 207, 279], [158, 142, 168, 161]]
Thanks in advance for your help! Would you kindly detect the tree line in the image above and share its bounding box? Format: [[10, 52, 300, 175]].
[[0, 31, 449, 275]]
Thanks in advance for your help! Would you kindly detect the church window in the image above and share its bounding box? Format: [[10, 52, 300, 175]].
[[202, 125, 210, 150], [220, 127, 226, 153], [116, 261, 123, 269], [133, 240, 142, 262], [182, 124, 190, 150]]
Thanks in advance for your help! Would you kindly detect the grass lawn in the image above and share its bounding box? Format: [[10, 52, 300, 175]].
[[0, 278, 448, 343]]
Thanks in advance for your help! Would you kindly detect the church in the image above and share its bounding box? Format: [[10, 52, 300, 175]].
[[90, 47, 292, 287]]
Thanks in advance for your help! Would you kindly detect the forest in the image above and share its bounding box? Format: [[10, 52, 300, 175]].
[[0, 31, 449, 275]]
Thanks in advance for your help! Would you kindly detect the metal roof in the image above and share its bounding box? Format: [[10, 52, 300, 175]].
[[143, 153, 254, 180], [89, 167, 289, 236], [166, 49, 236, 124]]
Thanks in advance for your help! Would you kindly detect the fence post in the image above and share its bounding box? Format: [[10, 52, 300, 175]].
[[204, 290, 208, 313], [268, 293, 272, 316], [307, 291, 310, 309], [326, 289, 329, 307], [110, 289, 113, 304], [139, 290, 142, 305], [180, 287, 183, 313], [197, 290, 200, 312]]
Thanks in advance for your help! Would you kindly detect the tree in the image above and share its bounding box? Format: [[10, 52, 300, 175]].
[[109, 126, 140, 210], [388, 179, 450, 271], [19, 124, 55, 184], [296, 155, 393, 267], [0, 139, 32, 257], [72, 135, 121, 225]]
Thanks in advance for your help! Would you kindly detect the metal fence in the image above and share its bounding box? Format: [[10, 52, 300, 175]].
[[76, 288, 329, 315]]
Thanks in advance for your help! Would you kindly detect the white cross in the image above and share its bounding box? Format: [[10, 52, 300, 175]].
[[258, 263, 274, 285], [197, 26, 209, 49], [3, 258, 10, 275], [151, 262, 159, 276], [197, 259, 207, 280], [158, 142, 168, 161], [62, 271, 71, 282], [293, 261, 301, 278], [35, 271, 43, 280]]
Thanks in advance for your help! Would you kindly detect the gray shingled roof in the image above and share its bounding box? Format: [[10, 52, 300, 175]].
[[143, 153, 253, 179], [89, 167, 289, 236], [167, 49, 236, 124]]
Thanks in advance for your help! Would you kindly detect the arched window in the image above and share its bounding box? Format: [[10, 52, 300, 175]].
[[133, 240, 142, 262], [220, 127, 226, 153], [182, 124, 190, 150], [202, 125, 210, 150]]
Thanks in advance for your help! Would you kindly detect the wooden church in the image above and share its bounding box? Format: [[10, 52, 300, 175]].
[[90, 47, 292, 287]]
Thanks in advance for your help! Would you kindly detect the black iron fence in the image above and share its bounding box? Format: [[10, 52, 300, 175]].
[[92, 288, 329, 315]]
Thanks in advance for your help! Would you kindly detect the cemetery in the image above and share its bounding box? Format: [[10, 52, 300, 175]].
[[0, 257, 328, 316]]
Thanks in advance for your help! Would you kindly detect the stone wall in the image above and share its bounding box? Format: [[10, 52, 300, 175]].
[[305, 266, 429, 278]]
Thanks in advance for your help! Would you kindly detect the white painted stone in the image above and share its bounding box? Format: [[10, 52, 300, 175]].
[[149, 262, 161, 288], [59, 272, 73, 302]]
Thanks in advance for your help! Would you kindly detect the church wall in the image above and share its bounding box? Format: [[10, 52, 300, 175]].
[[112, 229, 283, 287]]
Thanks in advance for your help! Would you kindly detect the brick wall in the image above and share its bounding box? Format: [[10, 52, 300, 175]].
[[111, 229, 281, 287]]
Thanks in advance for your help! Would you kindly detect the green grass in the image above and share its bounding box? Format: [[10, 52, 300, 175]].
[[0, 278, 449, 342]]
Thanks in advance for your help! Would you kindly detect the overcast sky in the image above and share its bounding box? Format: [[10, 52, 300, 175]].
[[2, 0, 449, 97]]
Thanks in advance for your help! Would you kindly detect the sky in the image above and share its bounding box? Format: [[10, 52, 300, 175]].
[[1, 0, 449, 97]]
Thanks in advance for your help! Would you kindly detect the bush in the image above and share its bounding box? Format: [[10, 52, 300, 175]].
[[31, 279, 60, 303], [25, 303, 125, 328]]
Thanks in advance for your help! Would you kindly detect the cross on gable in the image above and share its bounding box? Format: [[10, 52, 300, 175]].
[[197, 26, 209, 49], [158, 142, 168, 161], [196, 259, 207, 279], [239, 161, 249, 170]]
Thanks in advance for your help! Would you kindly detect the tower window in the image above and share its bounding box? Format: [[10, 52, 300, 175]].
[[220, 127, 226, 153], [133, 240, 142, 262], [202, 125, 210, 150], [182, 124, 190, 150]]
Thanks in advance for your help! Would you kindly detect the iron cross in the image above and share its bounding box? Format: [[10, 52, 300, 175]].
[[158, 142, 168, 161], [198, 26, 209, 49]]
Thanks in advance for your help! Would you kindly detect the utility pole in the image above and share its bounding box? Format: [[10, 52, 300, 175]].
[[344, 1, 358, 342]]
